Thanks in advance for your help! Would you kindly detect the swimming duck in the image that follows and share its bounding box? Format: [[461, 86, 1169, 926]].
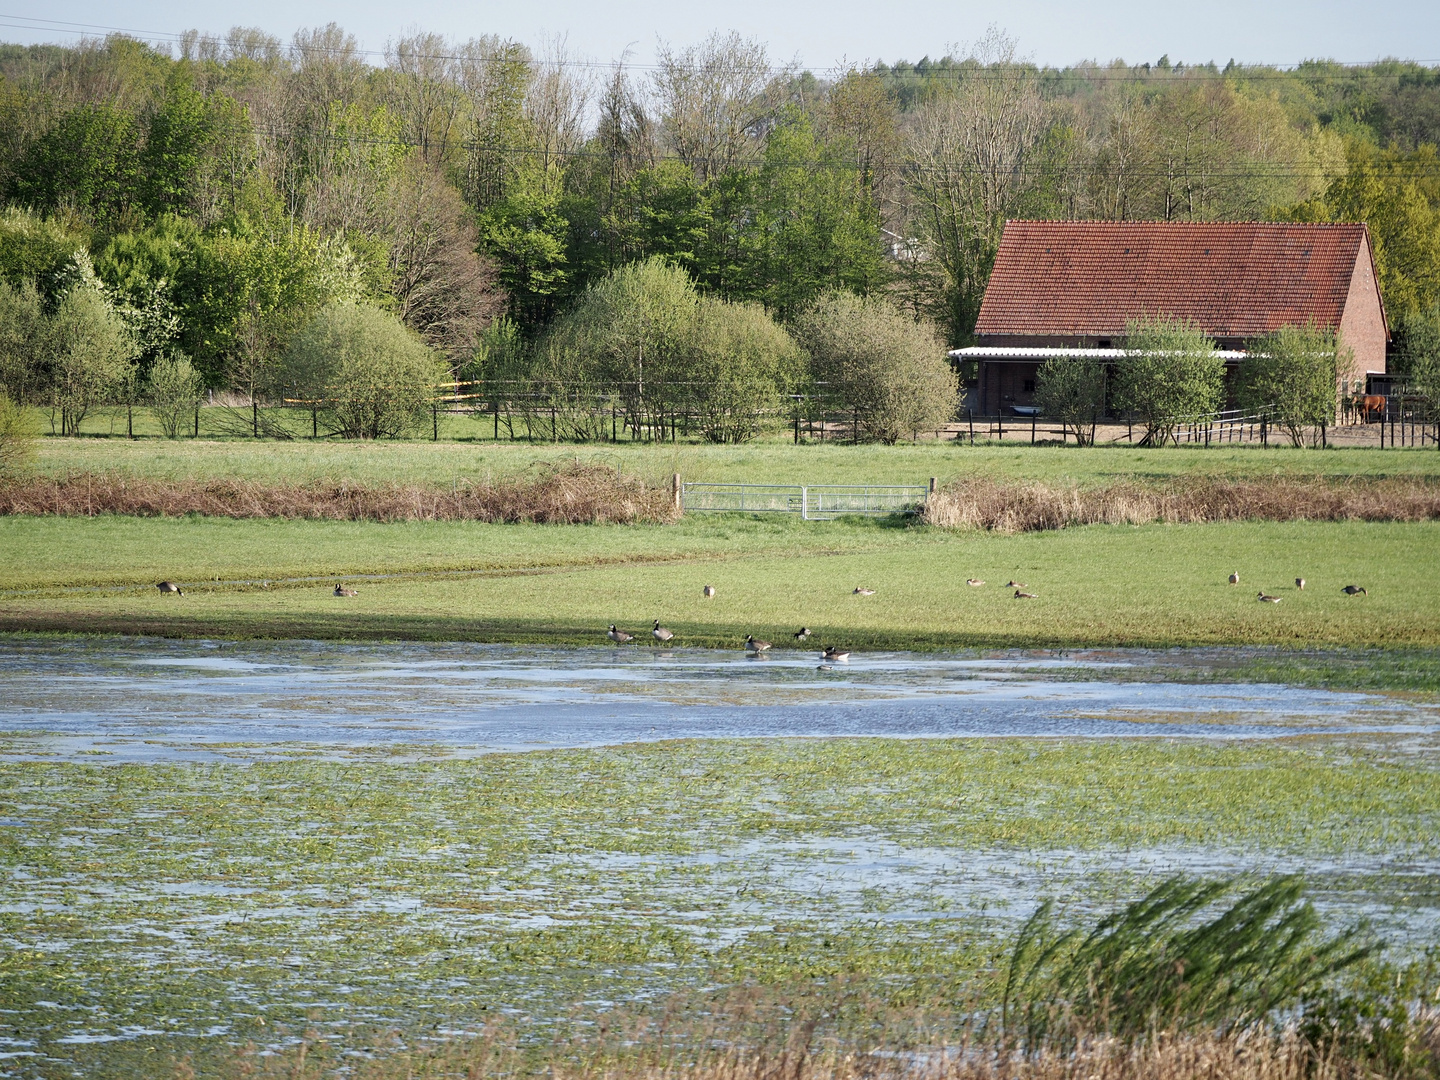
[[652, 620, 674, 642], [607, 624, 633, 644], [745, 635, 771, 653], [821, 646, 850, 662], [156, 581, 183, 596]]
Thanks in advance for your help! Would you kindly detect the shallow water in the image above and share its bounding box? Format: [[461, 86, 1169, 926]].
[[1, 638, 1435, 761]]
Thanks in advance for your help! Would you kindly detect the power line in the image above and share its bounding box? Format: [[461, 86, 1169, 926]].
[[2, 13, 1438, 83]]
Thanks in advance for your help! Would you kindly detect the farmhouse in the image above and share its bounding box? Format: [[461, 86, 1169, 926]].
[[951, 220, 1389, 416]]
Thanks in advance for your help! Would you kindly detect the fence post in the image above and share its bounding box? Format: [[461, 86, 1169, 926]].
[[801, 486, 807, 521], [433, 403, 439, 441], [1031, 414, 1036, 444], [968, 409, 974, 445], [252, 400, 258, 438], [194, 405, 199, 438], [928, 477, 937, 503], [853, 407, 859, 444], [127, 404, 133, 439], [672, 473, 682, 512], [312, 405, 317, 439]]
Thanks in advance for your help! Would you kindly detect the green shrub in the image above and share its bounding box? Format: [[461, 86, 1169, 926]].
[[792, 290, 956, 443], [147, 351, 205, 438], [282, 302, 445, 439], [44, 283, 139, 436], [1114, 316, 1224, 446], [0, 391, 39, 478], [688, 298, 805, 443], [1035, 356, 1107, 445], [1239, 322, 1341, 447]]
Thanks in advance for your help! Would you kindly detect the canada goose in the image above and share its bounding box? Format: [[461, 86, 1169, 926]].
[[821, 646, 850, 662], [652, 620, 674, 642], [1014, 590, 1038, 599], [1295, 578, 1306, 590], [793, 627, 811, 641], [966, 578, 985, 587], [1342, 585, 1367, 596], [703, 584, 716, 598], [1005, 580, 1026, 588], [333, 584, 358, 597], [745, 635, 771, 653], [853, 587, 876, 596], [156, 581, 183, 596], [1229, 572, 1240, 585], [1257, 592, 1281, 603], [607, 624, 633, 644]]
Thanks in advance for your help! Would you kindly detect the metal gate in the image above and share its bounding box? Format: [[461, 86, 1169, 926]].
[[680, 483, 929, 520]]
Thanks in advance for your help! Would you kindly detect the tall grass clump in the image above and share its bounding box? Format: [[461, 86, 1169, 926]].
[[1003, 876, 1374, 1049]]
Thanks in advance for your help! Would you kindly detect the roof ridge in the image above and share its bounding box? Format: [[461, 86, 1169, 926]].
[[1001, 219, 1367, 228]]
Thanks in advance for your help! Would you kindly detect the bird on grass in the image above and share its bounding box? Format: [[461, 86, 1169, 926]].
[[745, 635, 771, 653], [1257, 592, 1281, 603], [966, 578, 985, 587], [652, 620, 674, 643], [607, 624, 633, 644], [853, 587, 876, 596], [1014, 589, 1038, 599], [333, 584, 358, 597], [1342, 585, 1368, 596], [793, 627, 811, 641], [703, 584, 716, 598], [156, 581, 183, 596], [1295, 578, 1306, 590], [1005, 580, 1027, 589], [1229, 572, 1240, 585]]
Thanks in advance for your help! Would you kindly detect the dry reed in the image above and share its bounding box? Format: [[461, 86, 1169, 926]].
[[923, 477, 1440, 533], [0, 464, 678, 525]]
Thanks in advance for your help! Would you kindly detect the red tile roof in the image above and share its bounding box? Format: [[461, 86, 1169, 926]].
[[975, 221, 1379, 340]]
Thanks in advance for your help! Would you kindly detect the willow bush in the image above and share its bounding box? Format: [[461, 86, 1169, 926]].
[[1113, 317, 1224, 446], [282, 302, 446, 439], [792, 290, 955, 443], [1238, 322, 1341, 446]]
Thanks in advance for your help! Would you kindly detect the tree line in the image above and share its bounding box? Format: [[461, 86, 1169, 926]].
[[0, 25, 1438, 442]]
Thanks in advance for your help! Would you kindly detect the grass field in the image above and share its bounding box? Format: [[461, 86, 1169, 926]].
[[4, 736, 1438, 1073], [31, 435, 1440, 488], [1, 515, 1437, 659]]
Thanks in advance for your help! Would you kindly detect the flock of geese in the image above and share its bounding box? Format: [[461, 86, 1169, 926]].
[[1225, 571, 1369, 603], [151, 568, 1373, 658]]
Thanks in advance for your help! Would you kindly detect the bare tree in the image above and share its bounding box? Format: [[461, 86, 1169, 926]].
[[384, 30, 463, 168], [651, 31, 788, 180], [904, 27, 1046, 338]]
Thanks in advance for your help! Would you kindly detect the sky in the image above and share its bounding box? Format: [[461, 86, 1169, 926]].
[[2, 0, 1438, 73]]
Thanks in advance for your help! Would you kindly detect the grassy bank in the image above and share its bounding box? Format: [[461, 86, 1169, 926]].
[[4, 736, 1438, 1074], [30, 436, 1440, 488], [1, 515, 1436, 655]]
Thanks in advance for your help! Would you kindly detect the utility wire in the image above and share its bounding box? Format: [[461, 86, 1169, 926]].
[[1, 13, 1437, 82]]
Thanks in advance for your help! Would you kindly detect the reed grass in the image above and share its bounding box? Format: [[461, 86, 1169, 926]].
[[0, 463, 678, 525], [923, 478, 1440, 532]]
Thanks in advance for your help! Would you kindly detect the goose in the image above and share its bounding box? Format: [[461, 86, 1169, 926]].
[[853, 587, 876, 596], [1005, 580, 1027, 589], [607, 624, 633, 644], [966, 578, 985, 587], [333, 584, 358, 597], [703, 584, 716, 598], [745, 635, 771, 653], [156, 581, 183, 596], [821, 646, 850, 662], [1342, 585, 1367, 596], [652, 620, 674, 643], [1257, 592, 1281, 603], [1295, 578, 1306, 590], [793, 627, 811, 641], [1014, 590, 1038, 599], [1229, 572, 1240, 585]]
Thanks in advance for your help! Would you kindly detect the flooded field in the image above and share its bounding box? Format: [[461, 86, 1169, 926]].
[[2, 637, 1439, 1074], [1, 638, 1436, 761]]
